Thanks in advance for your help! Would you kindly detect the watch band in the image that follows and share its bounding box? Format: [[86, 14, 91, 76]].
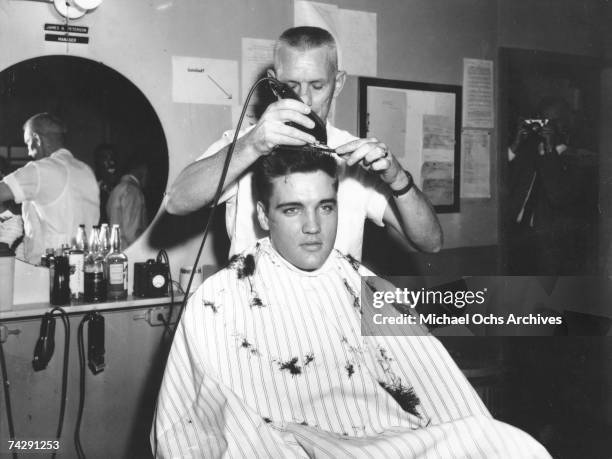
[[391, 172, 414, 198]]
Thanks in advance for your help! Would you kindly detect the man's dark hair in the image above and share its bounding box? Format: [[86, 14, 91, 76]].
[[275, 26, 338, 72], [252, 147, 338, 208]]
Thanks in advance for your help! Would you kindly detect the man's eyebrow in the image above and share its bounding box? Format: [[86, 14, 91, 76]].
[[286, 79, 326, 84], [275, 201, 304, 210], [319, 198, 337, 205]]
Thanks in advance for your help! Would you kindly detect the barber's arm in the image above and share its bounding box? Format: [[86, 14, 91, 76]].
[[165, 99, 316, 215], [335, 139, 443, 253]]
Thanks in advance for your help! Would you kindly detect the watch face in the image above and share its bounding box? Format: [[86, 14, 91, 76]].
[[152, 274, 166, 288]]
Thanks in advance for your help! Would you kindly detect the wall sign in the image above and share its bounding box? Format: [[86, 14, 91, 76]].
[[45, 34, 89, 44], [44, 23, 89, 34]]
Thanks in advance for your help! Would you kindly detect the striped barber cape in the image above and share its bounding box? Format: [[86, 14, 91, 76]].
[[152, 238, 549, 458]]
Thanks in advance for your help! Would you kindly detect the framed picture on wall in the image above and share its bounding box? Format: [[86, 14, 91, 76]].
[[358, 77, 461, 213]]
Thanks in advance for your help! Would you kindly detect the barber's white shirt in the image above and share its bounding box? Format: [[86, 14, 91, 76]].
[[2, 149, 99, 263], [195, 124, 389, 260]]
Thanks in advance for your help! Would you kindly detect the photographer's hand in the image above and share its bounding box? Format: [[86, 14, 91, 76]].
[[510, 124, 531, 154], [540, 123, 557, 155]]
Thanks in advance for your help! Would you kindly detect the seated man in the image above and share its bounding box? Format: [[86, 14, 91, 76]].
[[152, 148, 549, 458]]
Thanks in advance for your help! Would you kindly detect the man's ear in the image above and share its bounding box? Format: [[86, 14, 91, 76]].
[[333, 70, 346, 99], [256, 201, 270, 231], [267, 68, 276, 80]]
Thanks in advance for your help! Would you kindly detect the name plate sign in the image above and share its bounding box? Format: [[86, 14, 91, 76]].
[[44, 23, 89, 34], [45, 34, 89, 44]]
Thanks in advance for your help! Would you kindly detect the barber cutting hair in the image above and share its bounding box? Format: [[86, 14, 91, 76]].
[[165, 26, 442, 260]]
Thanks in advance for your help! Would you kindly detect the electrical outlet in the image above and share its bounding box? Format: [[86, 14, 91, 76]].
[[146, 306, 180, 327], [0, 324, 21, 343]]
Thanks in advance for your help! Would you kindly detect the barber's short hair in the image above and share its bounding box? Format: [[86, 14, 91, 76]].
[[274, 26, 338, 72], [23, 113, 67, 139], [253, 147, 338, 208]]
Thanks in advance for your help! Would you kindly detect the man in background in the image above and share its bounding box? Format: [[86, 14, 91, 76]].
[[164, 26, 442, 261], [0, 113, 99, 264], [506, 97, 587, 274], [106, 155, 148, 247], [93, 143, 120, 224]]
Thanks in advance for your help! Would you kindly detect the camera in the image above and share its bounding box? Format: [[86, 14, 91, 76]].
[[521, 118, 549, 133]]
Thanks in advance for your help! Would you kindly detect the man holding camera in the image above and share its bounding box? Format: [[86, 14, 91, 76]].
[[506, 97, 585, 275]]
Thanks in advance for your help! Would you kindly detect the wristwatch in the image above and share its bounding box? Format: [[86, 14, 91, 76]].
[[391, 171, 414, 198]]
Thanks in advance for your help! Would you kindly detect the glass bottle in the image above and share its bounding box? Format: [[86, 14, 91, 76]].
[[76, 224, 88, 255], [46, 248, 56, 298], [84, 227, 106, 303], [51, 254, 70, 306], [88, 225, 100, 253], [99, 223, 110, 257], [106, 224, 128, 300], [69, 225, 86, 302], [60, 243, 71, 256]]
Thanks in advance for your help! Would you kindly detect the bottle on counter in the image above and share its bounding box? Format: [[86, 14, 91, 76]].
[[99, 223, 110, 257], [45, 248, 56, 297], [76, 223, 88, 255], [0, 242, 15, 312], [84, 226, 106, 303], [69, 225, 87, 302], [88, 225, 100, 253], [106, 224, 128, 300], [41, 247, 55, 267], [51, 253, 71, 306]]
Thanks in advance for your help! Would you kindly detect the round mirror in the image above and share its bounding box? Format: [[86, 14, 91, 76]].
[[0, 55, 168, 262]]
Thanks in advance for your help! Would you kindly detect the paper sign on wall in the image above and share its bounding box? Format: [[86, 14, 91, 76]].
[[294, 1, 339, 38], [336, 9, 376, 76], [462, 58, 494, 128], [461, 129, 491, 198], [241, 37, 275, 104], [172, 56, 238, 105], [294, 0, 377, 76]]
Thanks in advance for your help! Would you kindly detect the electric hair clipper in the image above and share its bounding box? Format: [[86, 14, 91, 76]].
[[268, 77, 328, 146]]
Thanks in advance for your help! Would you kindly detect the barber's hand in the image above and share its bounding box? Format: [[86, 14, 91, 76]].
[[510, 124, 531, 153], [335, 138, 407, 189], [243, 99, 316, 156]]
